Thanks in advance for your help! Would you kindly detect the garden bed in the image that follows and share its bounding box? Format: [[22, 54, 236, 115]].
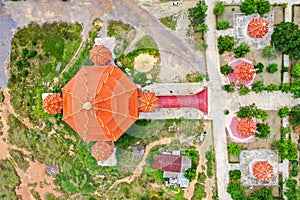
[[292, 5, 300, 26]]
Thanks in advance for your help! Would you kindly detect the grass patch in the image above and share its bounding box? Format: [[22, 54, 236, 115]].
[[9, 149, 29, 171], [159, 13, 179, 30], [192, 183, 206, 200]]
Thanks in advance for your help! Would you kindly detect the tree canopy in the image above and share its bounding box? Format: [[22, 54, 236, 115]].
[[277, 139, 298, 160], [233, 43, 250, 58], [262, 45, 276, 59], [214, 2, 225, 16], [218, 36, 235, 54], [217, 20, 230, 30], [277, 106, 290, 118], [188, 1, 207, 30], [220, 63, 233, 75], [228, 143, 243, 157], [240, 0, 271, 15], [291, 63, 300, 77], [271, 22, 300, 60], [256, 123, 270, 139]]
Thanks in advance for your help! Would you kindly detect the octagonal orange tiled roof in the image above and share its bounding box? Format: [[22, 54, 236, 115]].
[[43, 94, 63, 114], [234, 62, 256, 83], [236, 118, 257, 138], [248, 18, 269, 38], [92, 141, 114, 161], [62, 66, 138, 141], [139, 92, 159, 112], [253, 161, 275, 182], [90, 45, 113, 66]]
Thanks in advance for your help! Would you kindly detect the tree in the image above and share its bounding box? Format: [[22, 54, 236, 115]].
[[217, 20, 230, 30], [195, 24, 208, 34], [256, 0, 271, 15], [188, 1, 208, 30], [233, 43, 250, 58], [291, 63, 300, 77], [229, 170, 241, 181], [220, 63, 233, 75], [227, 182, 245, 199], [284, 178, 300, 200], [265, 84, 279, 92], [254, 109, 269, 120], [238, 84, 251, 96], [222, 83, 235, 93], [240, 0, 257, 15], [218, 36, 235, 54], [277, 139, 298, 160], [184, 168, 197, 181], [254, 62, 264, 73], [266, 63, 278, 73], [237, 103, 257, 118], [256, 123, 270, 139], [228, 143, 243, 157], [290, 105, 300, 126], [280, 126, 291, 139], [272, 22, 300, 60], [22, 48, 29, 57], [252, 81, 265, 93], [248, 187, 274, 199], [280, 83, 290, 93], [262, 45, 276, 59], [278, 106, 290, 118], [214, 2, 225, 16]]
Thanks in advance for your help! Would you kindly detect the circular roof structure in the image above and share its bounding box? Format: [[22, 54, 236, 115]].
[[248, 18, 269, 38], [90, 45, 113, 66], [253, 161, 275, 182], [139, 92, 159, 112], [42, 94, 63, 114], [91, 141, 114, 161], [62, 66, 138, 141], [236, 118, 257, 138], [234, 62, 256, 83]]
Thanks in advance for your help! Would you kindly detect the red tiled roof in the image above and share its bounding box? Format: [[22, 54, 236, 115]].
[[43, 94, 63, 114], [236, 118, 257, 138], [248, 18, 269, 38], [152, 154, 182, 172], [91, 141, 114, 161], [90, 45, 113, 66], [253, 161, 274, 182], [234, 62, 256, 83], [62, 66, 138, 142], [139, 92, 158, 112]]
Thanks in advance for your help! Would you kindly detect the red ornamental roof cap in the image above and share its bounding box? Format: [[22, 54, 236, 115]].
[[92, 141, 114, 161], [139, 92, 159, 112], [43, 94, 63, 114], [90, 45, 113, 66], [248, 18, 269, 38], [236, 118, 257, 138], [234, 62, 256, 83], [253, 161, 275, 182]]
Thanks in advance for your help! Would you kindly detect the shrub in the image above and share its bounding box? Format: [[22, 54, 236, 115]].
[[278, 106, 290, 118], [218, 36, 235, 54], [233, 43, 250, 58], [280, 126, 291, 139], [252, 81, 264, 93], [15, 60, 22, 68], [238, 84, 251, 96], [262, 45, 276, 59], [31, 39, 37, 46], [26, 50, 37, 58], [240, 0, 257, 15], [256, 0, 271, 15], [217, 20, 230, 30], [229, 170, 241, 180], [254, 62, 264, 73], [277, 139, 298, 160], [184, 168, 197, 181], [266, 63, 278, 73], [228, 143, 243, 157], [205, 151, 214, 161], [265, 84, 279, 92], [290, 105, 300, 126], [214, 2, 225, 16], [222, 83, 235, 93], [280, 83, 290, 93], [227, 182, 244, 199], [220, 63, 233, 75], [291, 63, 300, 77], [22, 48, 29, 57], [256, 123, 270, 139], [224, 109, 230, 115], [282, 66, 289, 72]]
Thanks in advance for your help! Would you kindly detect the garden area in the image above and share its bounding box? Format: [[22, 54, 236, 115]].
[[159, 12, 179, 31]]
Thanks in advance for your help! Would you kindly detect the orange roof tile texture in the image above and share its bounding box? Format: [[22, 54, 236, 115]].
[[236, 118, 257, 138], [234, 62, 256, 83], [253, 161, 275, 182], [43, 94, 63, 114], [139, 92, 159, 112], [248, 18, 269, 38], [90, 45, 113, 66], [91, 141, 114, 161]]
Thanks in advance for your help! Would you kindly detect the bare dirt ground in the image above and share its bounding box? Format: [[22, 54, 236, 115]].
[[0, 88, 61, 199], [15, 160, 61, 199], [293, 6, 300, 26], [134, 54, 158, 73]]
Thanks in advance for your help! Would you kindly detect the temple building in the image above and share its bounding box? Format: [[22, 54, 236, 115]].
[[42, 44, 208, 165], [228, 58, 256, 86], [247, 18, 269, 39]]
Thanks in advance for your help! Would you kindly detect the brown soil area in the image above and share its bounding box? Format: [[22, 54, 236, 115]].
[[293, 6, 300, 26]]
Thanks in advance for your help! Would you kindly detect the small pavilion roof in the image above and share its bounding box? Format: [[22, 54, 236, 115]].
[[253, 161, 275, 182], [139, 92, 159, 112], [43, 94, 63, 114], [234, 62, 256, 83], [90, 45, 113, 66], [91, 141, 114, 161], [236, 118, 257, 138], [248, 18, 269, 38]]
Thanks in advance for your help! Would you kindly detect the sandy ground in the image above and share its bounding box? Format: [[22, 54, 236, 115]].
[[0, 88, 61, 199], [134, 54, 157, 73]]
